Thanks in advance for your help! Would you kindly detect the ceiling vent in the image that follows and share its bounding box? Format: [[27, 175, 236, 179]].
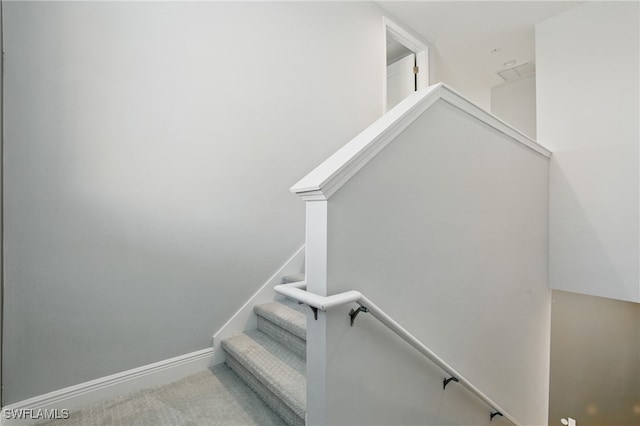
[[496, 62, 535, 82]]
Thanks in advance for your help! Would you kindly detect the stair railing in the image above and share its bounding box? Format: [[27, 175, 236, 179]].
[[274, 280, 518, 425]]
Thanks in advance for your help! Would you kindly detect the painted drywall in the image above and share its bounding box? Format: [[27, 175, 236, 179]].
[[3, 1, 386, 403], [0, 4, 3, 408], [549, 290, 640, 426], [323, 100, 551, 425], [537, 1, 640, 303], [491, 75, 536, 139], [430, 48, 492, 110]]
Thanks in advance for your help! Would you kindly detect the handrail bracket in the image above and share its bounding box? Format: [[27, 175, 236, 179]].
[[349, 305, 369, 326], [490, 411, 503, 421], [310, 306, 318, 321], [443, 376, 459, 389]]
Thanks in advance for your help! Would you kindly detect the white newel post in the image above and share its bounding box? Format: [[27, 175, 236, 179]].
[[303, 199, 328, 426]]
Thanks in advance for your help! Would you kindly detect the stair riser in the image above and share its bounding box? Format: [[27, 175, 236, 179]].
[[225, 354, 304, 426], [257, 316, 306, 359]]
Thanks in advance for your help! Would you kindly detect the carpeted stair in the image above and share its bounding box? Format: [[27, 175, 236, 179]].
[[221, 275, 307, 426]]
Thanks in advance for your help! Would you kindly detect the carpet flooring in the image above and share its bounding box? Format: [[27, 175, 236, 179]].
[[40, 365, 287, 426]]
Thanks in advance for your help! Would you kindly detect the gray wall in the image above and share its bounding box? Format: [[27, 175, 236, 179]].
[[323, 100, 551, 425], [491, 75, 536, 140], [3, 1, 386, 403], [0, 1, 4, 407], [537, 1, 640, 303], [549, 290, 640, 425]]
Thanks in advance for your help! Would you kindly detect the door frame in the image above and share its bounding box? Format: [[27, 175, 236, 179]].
[[383, 17, 429, 113]]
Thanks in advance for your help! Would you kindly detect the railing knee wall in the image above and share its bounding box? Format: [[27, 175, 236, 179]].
[[292, 84, 551, 426]]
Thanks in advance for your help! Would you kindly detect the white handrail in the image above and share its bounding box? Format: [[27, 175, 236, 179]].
[[274, 281, 519, 425]]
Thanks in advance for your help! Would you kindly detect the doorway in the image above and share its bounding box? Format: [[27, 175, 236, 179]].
[[386, 50, 415, 111], [383, 17, 429, 113]]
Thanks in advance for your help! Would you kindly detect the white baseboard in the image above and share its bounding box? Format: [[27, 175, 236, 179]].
[[212, 244, 305, 365], [1, 347, 214, 426]]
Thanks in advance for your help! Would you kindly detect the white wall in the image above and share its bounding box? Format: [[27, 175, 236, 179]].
[[3, 1, 386, 403], [0, 7, 4, 408], [323, 100, 551, 425], [536, 1, 640, 303], [491, 75, 536, 139], [431, 48, 492, 110]]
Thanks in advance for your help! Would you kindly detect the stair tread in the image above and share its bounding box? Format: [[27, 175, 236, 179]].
[[255, 300, 306, 341], [278, 297, 308, 314], [222, 330, 306, 419]]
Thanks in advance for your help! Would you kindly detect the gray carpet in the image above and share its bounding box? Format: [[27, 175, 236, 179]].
[[220, 298, 307, 426], [40, 365, 287, 426], [222, 330, 306, 426], [255, 299, 307, 359]]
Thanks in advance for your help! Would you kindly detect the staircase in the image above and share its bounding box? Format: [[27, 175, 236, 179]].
[[221, 274, 307, 426]]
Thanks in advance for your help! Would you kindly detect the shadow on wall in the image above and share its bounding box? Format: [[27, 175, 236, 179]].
[[549, 289, 640, 426]]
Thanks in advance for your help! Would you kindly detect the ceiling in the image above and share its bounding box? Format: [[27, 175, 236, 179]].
[[376, 1, 584, 88], [387, 37, 413, 64]]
